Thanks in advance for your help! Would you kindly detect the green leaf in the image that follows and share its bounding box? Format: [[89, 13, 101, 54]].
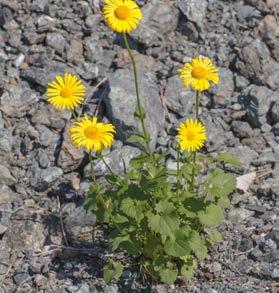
[[155, 201, 176, 214], [181, 264, 194, 281], [113, 214, 129, 224], [206, 171, 236, 198], [189, 230, 208, 260], [208, 229, 222, 244], [217, 195, 231, 208], [158, 262, 178, 285], [127, 134, 146, 145], [134, 105, 146, 120], [164, 235, 191, 257], [110, 234, 130, 251], [120, 198, 145, 223], [147, 212, 180, 237], [198, 204, 223, 227], [215, 153, 240, 167], [130, 152, 151, 169], [143, 235, 162, 258], [103, 261, 123, 284]]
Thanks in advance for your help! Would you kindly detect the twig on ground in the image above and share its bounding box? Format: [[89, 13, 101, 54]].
[[57, 195, 69, 247]]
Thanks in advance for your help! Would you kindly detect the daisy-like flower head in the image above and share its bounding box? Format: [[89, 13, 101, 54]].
[[102, 0, 142, 33], [178, 55, 219, 92], [46, 73, 85, 110], [176, 119, 206, 152], [70, 115, 116, 152]]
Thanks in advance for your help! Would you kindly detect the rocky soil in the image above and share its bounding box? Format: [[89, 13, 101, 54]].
[[0, 0, 278, 292]]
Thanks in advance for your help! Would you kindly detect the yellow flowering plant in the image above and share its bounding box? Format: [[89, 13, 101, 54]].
[[45, 1, 238, 286]]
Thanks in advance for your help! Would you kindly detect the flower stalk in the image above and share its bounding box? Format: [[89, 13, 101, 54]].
[[122, 33, 151, 156]]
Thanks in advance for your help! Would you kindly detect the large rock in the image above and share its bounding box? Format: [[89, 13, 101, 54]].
[[104, 69, 165, 149], [238, 85, 277, 128], [211, 68, 234, 107], [131, 0, 179, 46], [176, 0, 208, 31], [20, 61, 75, 88], [0, 165, 16, 186], [0, 83, 39, 118], [164, 75, 195, 117], [235, 39, 271, 86]]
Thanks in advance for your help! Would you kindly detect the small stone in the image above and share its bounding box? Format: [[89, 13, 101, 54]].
[[209, 262, 222, 273], [271, 101, 279, 123], [234, 74, 250, 91], [229, 208, 255, 222], [239, 237, 253, 252], [76, 62, 98, 80], [66, 39, 83, 64], [231, 121, 254, 138], [0, 224, 7, 235], [46, 33, 66, 54], [34, 167, 63, 191], [32, 0, 48, 12], [13, 53, 25, 68], [0, 165, 16, 186], [77, 283, 90, 293]]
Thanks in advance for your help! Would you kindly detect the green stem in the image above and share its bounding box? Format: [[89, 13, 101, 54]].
[[88, 152, 96, 183], [176, 146, 180, 194], [190, 152, 196, 192], [100, 153, 115, 176], [195, 91, 200, 120], [191, 91, 200, 192], [122, 33, 151, 156], [72, 110, 78, 121]]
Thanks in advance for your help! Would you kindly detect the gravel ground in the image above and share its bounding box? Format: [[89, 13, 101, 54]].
[[0, 0, 278, 292]]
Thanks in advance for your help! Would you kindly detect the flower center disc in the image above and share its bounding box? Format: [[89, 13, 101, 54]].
[[114, 5, 131, 20], [191, 67, 207, 79], [60, 88, 72, 98], [84, 126, 99, 139], [186, 131, 195, 141]]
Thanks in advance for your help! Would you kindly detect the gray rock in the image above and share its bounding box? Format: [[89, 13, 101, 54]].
[[234, 74, 250, 91], [271, 101, 279, 123], [76, 62, 98, 80], [13, 53, 25, 68], [36, 15, 56, 32], [263, 59, 279, 90], [131, 0, 179, 46], [229, 208, 255, 222], [0, 7, 13, 25], [46, 33, 66, 54], [227, 146, 258, 170], [65, 206, 96, 237], [0, 84, 39, 118], [238, 85, 276, 128], [177, 0, 208, 31], [104, 69, 164, 149], [84, 37, 104, 63], [231, 121, 254, 138], [267, 230, 279, 246], [211, 68, 234, 107], [21, 61, 74, 87], [0, 224, 7, 235], [235, 39, 270, 85], [66, 39, 84, 64], [164, 75, 195, 117], [34, 167, 63, 191], [85, 145, 140, 178], [77, 283, 90, 293], [32, 0, 48, 12], [0, 165, 16, 186]]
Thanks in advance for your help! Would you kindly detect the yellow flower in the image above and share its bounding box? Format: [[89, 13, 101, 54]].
[[176, 119, 206, 152], [46, 73, 85, 110], [70, 115, 116, 152], [102, 0, 142, 33], [178, 55, 219, 92]]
